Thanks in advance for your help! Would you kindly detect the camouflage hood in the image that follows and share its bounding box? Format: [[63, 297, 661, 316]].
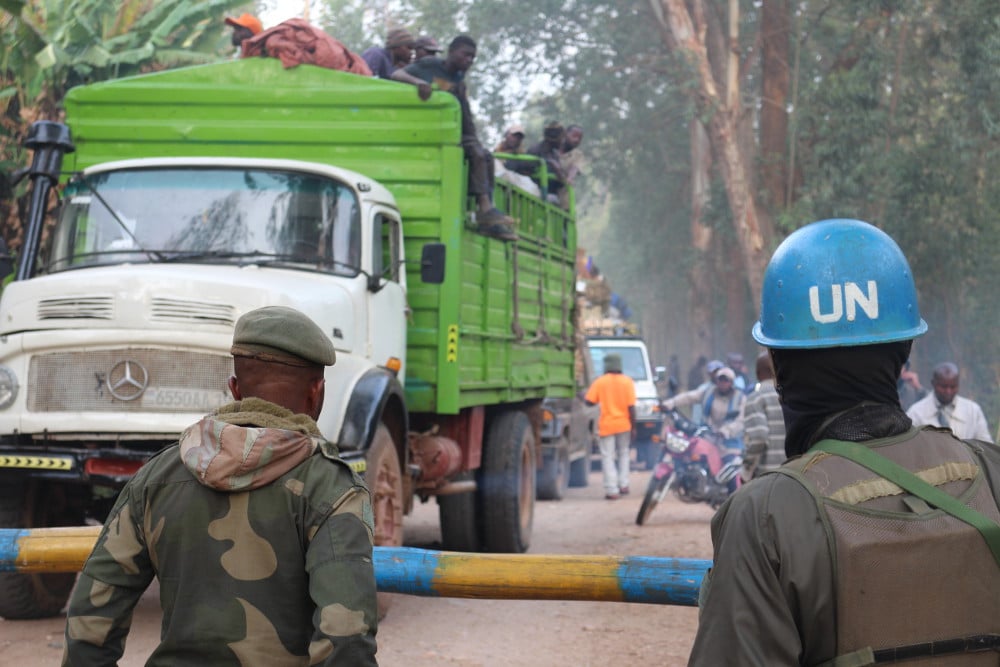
[[179, 397, 324, 491]]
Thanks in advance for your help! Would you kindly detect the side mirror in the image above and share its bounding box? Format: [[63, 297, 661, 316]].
[[655, 366, 666, 382], [420, 243, 446, 284]]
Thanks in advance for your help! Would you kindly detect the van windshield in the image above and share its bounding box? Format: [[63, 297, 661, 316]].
[[41, 167, 361, 276], [589, 346, 650, 382]]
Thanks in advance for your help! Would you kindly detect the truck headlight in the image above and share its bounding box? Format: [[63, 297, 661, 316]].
[[635, 398, 660, 418], [0, 366, 18, 409]]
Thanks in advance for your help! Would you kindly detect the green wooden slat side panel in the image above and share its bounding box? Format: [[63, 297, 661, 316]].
[[62, 58, 575, 415]]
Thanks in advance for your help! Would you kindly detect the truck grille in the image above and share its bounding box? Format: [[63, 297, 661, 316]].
[[37, 296, 114, 320], [28, 350, 233, 413], [150, 298, 236, 326]]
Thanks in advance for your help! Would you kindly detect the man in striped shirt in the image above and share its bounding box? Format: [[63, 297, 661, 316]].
[[742, 351, 785, 479]]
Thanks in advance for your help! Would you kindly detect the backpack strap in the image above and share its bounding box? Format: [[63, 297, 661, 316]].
[[812, 438, 1000, 569]]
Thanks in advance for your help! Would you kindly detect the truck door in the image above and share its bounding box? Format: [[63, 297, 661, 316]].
[[368, 210, 408, 379]]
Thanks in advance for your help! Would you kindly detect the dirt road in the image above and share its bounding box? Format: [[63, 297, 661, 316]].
[[0, 466, 715, 666]]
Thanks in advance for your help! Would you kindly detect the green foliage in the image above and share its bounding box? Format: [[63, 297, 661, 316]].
[[786, 0, 1000, 412], [3, 0, 246, 102]]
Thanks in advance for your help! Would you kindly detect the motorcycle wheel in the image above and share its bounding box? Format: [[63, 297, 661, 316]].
[[635, 470, 675, 526]]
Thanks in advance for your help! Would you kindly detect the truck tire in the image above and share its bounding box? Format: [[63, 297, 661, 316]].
[[438, 473, 480, 552], [536, 438, 569, 500], [0, 482, 77, 619], [480, 410, 535, 553], [568, 453, 590, 488], [365, 423, 403, 548]]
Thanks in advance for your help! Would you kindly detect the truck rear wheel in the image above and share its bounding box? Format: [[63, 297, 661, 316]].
[[438, 474, 480, 552], [536, 437, 569, 500], [480, 410, 535, 553], [365, 424, 404, 548], [0, 482, 77, 619]]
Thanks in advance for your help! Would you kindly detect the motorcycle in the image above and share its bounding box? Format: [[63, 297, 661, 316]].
[[635, 408, 743, 526]]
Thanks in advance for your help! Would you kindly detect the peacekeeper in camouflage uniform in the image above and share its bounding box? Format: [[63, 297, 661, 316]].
[[63, 306, 378, 666], [689, 220, 1000, 666]]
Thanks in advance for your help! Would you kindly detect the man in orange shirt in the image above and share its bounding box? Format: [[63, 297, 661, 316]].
[[585, 353, 637, 499]]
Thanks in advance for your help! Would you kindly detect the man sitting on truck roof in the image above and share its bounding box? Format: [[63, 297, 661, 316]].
[[513, 120, 569, 206], [413, 35, 443, 60], [392, 35, 518, 241], [362, 27, 416, 79], [225, 13, 263, 51]]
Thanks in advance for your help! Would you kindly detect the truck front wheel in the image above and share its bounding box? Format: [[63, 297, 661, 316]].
[[365, 424, 404, 548], [480, 410, 535, 553], [0, 481, 78, 619]]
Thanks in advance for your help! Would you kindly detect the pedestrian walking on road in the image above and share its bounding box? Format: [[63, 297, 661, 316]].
[[584, 353, 636, 500], [689, 219, 1000, 666], [63, 306, 379, 666]]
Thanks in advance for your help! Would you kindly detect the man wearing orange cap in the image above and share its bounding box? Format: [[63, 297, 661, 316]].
[[225, 13, 263, 50]]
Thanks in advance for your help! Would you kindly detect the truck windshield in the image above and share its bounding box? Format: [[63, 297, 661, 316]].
[[589, 346, 650, 382], [42, 167, 361, 276]]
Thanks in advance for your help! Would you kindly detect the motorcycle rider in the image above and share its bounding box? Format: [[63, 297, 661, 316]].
[[689, 358, 724, 423], [689, 219, 1000, 666], [662, 366, 745, 491]]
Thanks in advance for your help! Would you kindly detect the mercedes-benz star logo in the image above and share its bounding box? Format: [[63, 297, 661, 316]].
[[107, 360, 150, 401]]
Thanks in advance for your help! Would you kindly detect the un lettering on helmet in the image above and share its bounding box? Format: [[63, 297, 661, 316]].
[[809, 281, 878, 324]]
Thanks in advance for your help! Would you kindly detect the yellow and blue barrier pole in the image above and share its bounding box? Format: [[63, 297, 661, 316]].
[[0, 527, 710, 606]]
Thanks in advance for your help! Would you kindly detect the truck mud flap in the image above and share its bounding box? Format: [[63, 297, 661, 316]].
[[338, 368, 408, 453]]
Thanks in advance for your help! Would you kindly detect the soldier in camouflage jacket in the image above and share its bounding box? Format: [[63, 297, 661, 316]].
[[63, 306, 378, 665]]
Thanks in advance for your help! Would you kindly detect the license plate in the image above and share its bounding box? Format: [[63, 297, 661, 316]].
[[142, 387, 230, 412]]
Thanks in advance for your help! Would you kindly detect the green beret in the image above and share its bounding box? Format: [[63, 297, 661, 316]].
[[603, 353, 622, 372], [231, 306, 336, 367]]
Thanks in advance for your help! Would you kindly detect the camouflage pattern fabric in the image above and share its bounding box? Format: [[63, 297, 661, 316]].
[[63, 397, 378, 666]]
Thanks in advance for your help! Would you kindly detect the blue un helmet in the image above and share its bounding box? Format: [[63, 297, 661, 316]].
[[752, 219, 927, 349]]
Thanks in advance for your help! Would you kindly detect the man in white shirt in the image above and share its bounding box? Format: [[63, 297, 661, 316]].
[[906, 361, 993, 442]]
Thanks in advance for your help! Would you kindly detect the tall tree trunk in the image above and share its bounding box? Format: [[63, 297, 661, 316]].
[[652, 0, 774, 306], [760, 0, 790, 210], [689, 119, 714, 357]]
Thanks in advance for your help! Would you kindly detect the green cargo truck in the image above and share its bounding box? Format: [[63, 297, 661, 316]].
[[0, 59, 577, 618]]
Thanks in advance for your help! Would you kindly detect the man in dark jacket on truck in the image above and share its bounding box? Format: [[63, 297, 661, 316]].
[[392, 34, 517, 241], [63, 306, 378, 666]]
